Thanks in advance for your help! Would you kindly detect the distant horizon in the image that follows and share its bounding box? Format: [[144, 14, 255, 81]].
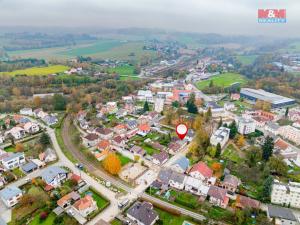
[[0, 0, 299, 37]]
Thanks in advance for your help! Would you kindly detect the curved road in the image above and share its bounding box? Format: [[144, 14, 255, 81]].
[[61, 115, 206, 222]]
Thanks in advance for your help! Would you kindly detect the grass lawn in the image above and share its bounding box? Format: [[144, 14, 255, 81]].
[[29, 212, 56, 225], [235, 55, 258, 65], [84, 189, 109, 210], [207, 207, 233, 221], [55, 127, 78, 163], [140, 143, 160, 155], [0, 65, 69, 76], [155, 207, 198, 225], [116, 153, 132, 166], [107, 65, 136, 76], [195, 73, 247, 90], [110, 219, 122, 225], [4, 146, 16, 152], [120, 75, 140, 80], [222, 145, 243, 163], [12, 168, 25, 178]]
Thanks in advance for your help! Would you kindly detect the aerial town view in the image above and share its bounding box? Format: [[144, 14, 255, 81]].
[[0, 1, 300, 225]]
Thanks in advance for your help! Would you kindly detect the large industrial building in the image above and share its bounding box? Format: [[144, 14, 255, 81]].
[[240, 88, 296, 108]]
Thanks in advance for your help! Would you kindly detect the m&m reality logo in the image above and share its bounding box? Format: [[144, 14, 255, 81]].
[[258, 9, 286, 23]]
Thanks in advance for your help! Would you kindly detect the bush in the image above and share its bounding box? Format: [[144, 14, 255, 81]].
[[39, 211, 48, 220]]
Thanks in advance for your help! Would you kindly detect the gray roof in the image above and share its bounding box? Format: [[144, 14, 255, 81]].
[[266, 122, 280, 130], [152, 151, 169, 163], [157, 168, 185, 184], [41, 166, 67, 184], [127, 120, 137, 127], [127, 201, 158, 225], [2, 152, 24, 163], [173, 156, 190, 171], [21, 161, 38, 173], [268, 205, 297, 221], [0, 186, 22, 201]]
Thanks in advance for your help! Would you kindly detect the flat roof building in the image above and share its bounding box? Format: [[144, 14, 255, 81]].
[[240, 88, 295, 108]]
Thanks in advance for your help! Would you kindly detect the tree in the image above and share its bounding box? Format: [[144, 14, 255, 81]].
[[205, 107, 212, 122], [85, 94, 93, 105], [40, 212, 48, 220], [186, 93, 198, 114], [217, 117, 223, 128], [215, 143, 222, 157], [40, 132, 50, 147], [211, 162, 221, 172], [143, 101, 150, 112], [53, 94, 67, 110], [172, 101, 180, 108], [15, 143, 24, 152], [285, 107, 289, 118], [207, 146, 217, 158], [236, 135, 245, 148], [246, 146, 262, 167], [268, 156, 288, 176], [209, 80, 214, 88], [33, 96, 41, 108], [228, 121, 238, 139], [262, 136, 274, 161], [102, 152, 121, 175], [234, 209, 245, 225], [12, 87, 21, 96], [261, 176, 273, 202]]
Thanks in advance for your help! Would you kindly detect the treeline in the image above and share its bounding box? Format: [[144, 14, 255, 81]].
[[0, 58, 47, 72], [0, 74, 149, 113]]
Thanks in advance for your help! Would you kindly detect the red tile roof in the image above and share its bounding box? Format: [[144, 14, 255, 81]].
[[189, 162, 213, 178], [97, 140, 110, 150], [138, 123, 151, 132], [73, 195, 94, 211]]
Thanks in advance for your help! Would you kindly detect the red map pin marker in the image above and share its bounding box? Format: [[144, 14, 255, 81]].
[[176, 124, 188, 140]]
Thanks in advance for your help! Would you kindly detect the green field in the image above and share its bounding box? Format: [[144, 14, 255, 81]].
[[59, 40, 123, 56], [8, 40, 158, 62], [107, 65, 136, 75], [236, 55, 258, 65], [0, 65, 69, 76], [195, 73, 247, 90]]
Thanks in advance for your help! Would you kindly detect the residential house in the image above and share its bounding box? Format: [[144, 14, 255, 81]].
[[97, 139, 110, 152], [235, 195, 260, 210], [57, 191, 80, 209], [137, 123, 151, 137], [0, 186, 23, 207], [210, 127, 230, 148], [82, 133, 99, 147], [34, 108, 46, 118], [230, 93, 240, 101], [126, 120, 138, 130], [224, 102, 236, 111], [293, 120, 300, 128], [127, 201, 158, 225], [72, 195, 98, 218], [168, 142, 182, 155], [207, 186, 229, 208], [0, 176, 6, 188], [94, 128, 114, 140], [137, 90, 154, 103], [0, 133, 5, 144], [278, 125, 300, 145], [20, 108, 33, 116], [112, 136, 126, 148], [267, 205, 297, 225], [23, 122, 39, 134], [77, 110, 87, 122], [114, 124, 127, 135], [116, 109, 127, 119], [21, 161, 38, 173], [265, 122, 280, 136], [186, 129, 195, 142], [150, 142, 165, 151], [152, 151, 169, 165], [274, 138, 298, 160], [171, 156, 190, 173], [236, 117, 256, 135], [189, 162, 215, 185], [221, 174, 240, 193], [41, 166, 68, 188], [154, 98, 164, 113], [94, 148, 109, 161], [129, 145, 146, 157], [271, 180, 300, 208], [184, 176, 209, 197], [106, 102, 118, 114], [42, 115, 58, 126], [39, 148, 57, 163], [1, 152, 25, 170], [6, 127, 25, 140], [157, 168, 186, 190]]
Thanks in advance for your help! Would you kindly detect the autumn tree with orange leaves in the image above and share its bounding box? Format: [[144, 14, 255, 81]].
[[102, 152, 121, 175]]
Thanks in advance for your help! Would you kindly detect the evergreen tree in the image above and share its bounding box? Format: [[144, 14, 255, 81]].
[[172, 101, 180, 108], [261, 176, 273, 202], [143, 101, 150, 112], [186, 93, 198, 114], [218, 117, 223, 128], [285, 107, 289, 118], [53, 94, 67, 111], [215, 143, 222, 158], [262, 136, 274, 161], [40, 132, 50, 147], [209, 80, 214, 88], [228, 121, 238, 139]]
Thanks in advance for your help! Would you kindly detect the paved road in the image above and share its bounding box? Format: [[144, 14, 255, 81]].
[[62, 115, 206, 222]]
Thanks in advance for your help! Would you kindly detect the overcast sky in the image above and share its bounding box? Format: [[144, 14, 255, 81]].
[[0, 0, 299, 37]]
